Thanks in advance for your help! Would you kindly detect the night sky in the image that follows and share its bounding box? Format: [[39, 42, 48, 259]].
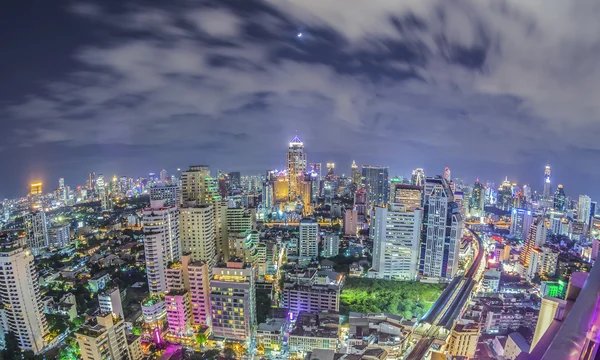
[[2, 0, 600, 200]]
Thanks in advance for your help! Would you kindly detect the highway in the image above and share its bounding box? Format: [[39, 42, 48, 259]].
[[405, 227, 484, 360]]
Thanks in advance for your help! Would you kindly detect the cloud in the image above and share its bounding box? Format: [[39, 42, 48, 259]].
[[5, 0, 600, 197]]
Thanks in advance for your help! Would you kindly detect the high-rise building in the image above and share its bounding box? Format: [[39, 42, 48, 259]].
[[188, 261, 211, 327], [411, 168, 425, 186], [150, 184, 180, 207], [553, 185, 566, 211], [510, 208, 533, 240], [310, 163, 322, 180], [75, 314, 129, 360], [24, 211, 49, 255], [159, 169, 168, 183], [344, 209, 358, 236], [519, 217, 547, 269], [326, 163, 335, 178], [180, 205, 216, 269], [165, 262, 192, 336], [142, 206, 181, 295], [299, 219, 319, 262], [0, 244, 48, 354], [98, 287, 124, 319], [97, 174, 110, 211], [210, 261, 256, 343], [88, 172, 96, 190], [578, 195, 592, 226], [420, 177, 463, 280], [228, 171, 241, 190], [351, 161, 361, 186], [390, 184, 422, 209], [322, 233, 340, 258], [30, 182, 42, 196], [372, 204, 422, 280], [470, 179, 485, 217], [447, 323, 479, 358], [181, 165, 221, 205], [497, 177, 513, 211], [361, 165, 389, 206], [527, 246, 559, 280], [543, 165, 552, 208], [287, 136, 307, 201]]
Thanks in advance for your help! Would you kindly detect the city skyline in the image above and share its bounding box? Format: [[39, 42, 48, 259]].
[[3, 1, 600, 199]]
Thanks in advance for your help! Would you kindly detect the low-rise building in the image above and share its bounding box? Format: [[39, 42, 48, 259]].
[[256, 318, 286, 352], [504, 331, 530, 360], [483, 307, 538, 334], [283, 284, 340, 315], [75, 313, 129, 360], [288, 312, 340, 353], [447, 323, 479, 358], [89, 272, 112, 293]]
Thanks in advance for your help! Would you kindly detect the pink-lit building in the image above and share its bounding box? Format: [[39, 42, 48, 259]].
[[165, 290, 192, 336], [344, 209, 358, 236], [188, 261, 211, 327]]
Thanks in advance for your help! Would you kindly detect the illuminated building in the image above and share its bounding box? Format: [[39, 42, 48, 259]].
[[181, 165, 221, 205], [24, 210, 49, 255], [344, 209, 358, 236], [361, 165, 389, 206], [142, 206, 181, 295], [88, 172, 95, 190], [299, 219, 319, 263], [159, 169, 167, 183], [411, 168, 425, 186], [0, 244, 48, 354], [482, 269, 501, 292], [262, 181, 273, 210], [188, 261, 211, 326], [273, 172, 289, 203], [99, 287, 124, 319], [390, 184, 422, 209], [519, 216, 547, 269], [469, 179, 485, 217], [310, 163, 322, 180], [30, 182, 42, 196], [299, 179, 312, 211], [372, 204, 421, 280], [210, 261, 256, 343], [510, 208, 533, 240], [326, 162, 335, 178], [448, 323, 479, 358], [504, 332, 530, 360], [180, 205, 216, 270], [165, 264, 192, 336], [540, 280, 566, 299], [354, 189, 369, 230], [420, 177, 462, 280], [96, 174, 110, 210], [527, 246, 559, 280], [287, 136, 307, 201], [150, 184, 180, 207], [578, 194, 592, 229], [283, 284, 340, 315], [351, 160, 361, 186], [554, 185, 566, 211], [49, 224, 70, 248], [497, 177, 513, 211], [543, 164, 552, 208], [76, 314, 129, 360], [322, 233, 339, 258], [444, 167, 451, 183]]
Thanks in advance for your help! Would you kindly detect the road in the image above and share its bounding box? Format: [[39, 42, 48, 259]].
[[405, 228, 484, 360]]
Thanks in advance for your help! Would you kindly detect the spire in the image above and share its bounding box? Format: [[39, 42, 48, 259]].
[[290, 135, 302, 144]]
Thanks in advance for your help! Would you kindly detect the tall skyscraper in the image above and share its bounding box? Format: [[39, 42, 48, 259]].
[[322, 233, 340, 257], [228, 171, 241, 190], [30, 182, 42, 196], [159, 169, 168, 183], [578, 195, 592, 226], [210, 261, 256, 343], [469, 179, 485, 217], [519, 216, 547, 269], [411, 168, 425, 186], [180, 205, 217, 269], [142, 206, 181, 294], [287, 136, 307, 201], [326, 162, 335, 178], [510, 208, 533, 240], [351, 161, 361, 186], [372, 204, 422, 280], [553, 185, 566, 211], [96, 174, 110, 210], [88, 172, 95, 190], [24, 211, 49, 255], [361, 165, 390, 206], [0, 244, 48, 353], [299, 219, 319, 262], [181, 165, 221, 205], [390, 184, 422, 210], [310, 163, 322, 180], [420, 177, 463, 280], [543, 165, 552, 208], [150, 184, 180, 207]]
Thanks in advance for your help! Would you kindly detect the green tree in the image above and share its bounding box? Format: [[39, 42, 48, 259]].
[[195, 332, 207, 347]]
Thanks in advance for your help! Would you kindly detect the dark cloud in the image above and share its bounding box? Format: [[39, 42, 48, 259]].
[[2, 0, 600, 200]]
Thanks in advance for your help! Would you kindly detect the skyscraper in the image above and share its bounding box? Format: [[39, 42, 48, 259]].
[[470, 179, 485, 217], [88, 172, 95, 190], [390, 184, 422, 210], [578, 195, 592, 226], [180, 205, 217, 270], [510, 208, 533, 240], [351, 161, 361, 186], [142, 206, 181, 295], [0, 244, 48, 354], [372, 204, 422, 280], [24, 210, 49, 255], [150, 184, 180, 207], [519, 217, 547, 269], [361, 165, 390, 206], [420, 177, 463, 280], [181, 165, 221, 205], [411, 168, 425, 186], [287, 136, 307, 201], [76, 314, 129, 360], [299, 219, 319, 262], [326, 162, 335, 178], [553, 185, 566, 211], [543, 165, 552, 208]]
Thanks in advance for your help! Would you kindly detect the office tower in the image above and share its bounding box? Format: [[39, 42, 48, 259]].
[[361, 165, 390, 206], [24, 211, 49, 255], [180, 205, 216, 269], [390, 184, 422, 209], [49, 224, 70, 248], [411, 168, 425, 186], [88, 172, 96, 190], [0, 245, 48, 354], [310, 163, 322, 181], [159, 169, 167, 183], [273, 173, 289, 202], [351, 161, 361, 186], [287, 136, 307, 201], [510, 208, 533, 240], [372, 204, 422, 280], [578, 195, 592, 226], [210, 261, 256, 343], [181, 165, 221, 205], [322, 233, 340, 257], [344, 209, 358, 236], [326, 162, 335, 178], [543, 165, 552, 208], [262, 182, 274, 210], [150, 184, 180, 208], [228, 171, 241, 190], [98, 287, 124, 319], [299, 219, 319, 262], [497, 178, 513, 211], [470, 179, 485, 217], [420, 177, 463, 280], [96, 174, 110, 210], [76, 314, 129, 360], [519, 217, 547, 268], [553, 185, 566, 211], [142, 206, 181, 295], [444, 167, 451, 183]]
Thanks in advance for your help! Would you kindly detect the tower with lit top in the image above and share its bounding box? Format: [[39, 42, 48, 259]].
[[286, 135, 306, 201], [543, 165, 551, 208]]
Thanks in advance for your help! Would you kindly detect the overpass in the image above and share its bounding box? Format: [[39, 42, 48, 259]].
[[405, 227, 485, 360]]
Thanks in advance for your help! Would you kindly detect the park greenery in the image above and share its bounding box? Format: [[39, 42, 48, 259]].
[[340, 278, 445, 320]]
